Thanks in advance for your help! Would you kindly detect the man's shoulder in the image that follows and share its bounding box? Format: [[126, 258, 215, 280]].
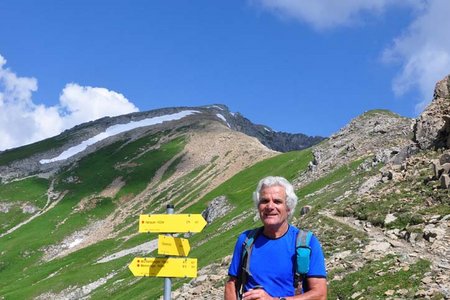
[[289, 224, 314, 235], [288, 225, 321, 245], [290, 225, 318, 237], [287, 224, 302, 238], [288, 224, 300, 233], [237, 227, 263, 242]]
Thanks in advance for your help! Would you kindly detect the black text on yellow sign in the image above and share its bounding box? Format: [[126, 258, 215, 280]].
[[158, 235, 190, 256], [129, 257, 197, 278], [139, 214, 207, 233]]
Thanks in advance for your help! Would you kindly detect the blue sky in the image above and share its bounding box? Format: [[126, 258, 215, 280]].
[[1, 0, 450, 151]]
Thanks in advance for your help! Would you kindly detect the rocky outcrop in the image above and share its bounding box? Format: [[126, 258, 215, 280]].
[[203, 104, 324, 152], [414, 75, 450, 150], [226, 110, 324, 152], [295, 110, 414, 187], [430, 153, 450, 189], [201, 196, 233, 223]]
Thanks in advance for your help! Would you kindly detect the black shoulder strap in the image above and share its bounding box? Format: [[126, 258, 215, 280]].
[[235, 227, 262, 299]]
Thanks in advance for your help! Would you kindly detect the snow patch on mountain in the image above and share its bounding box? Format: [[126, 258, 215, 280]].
[[216, 113, 230, 128], [39, 110, 199, 164], [210, 105, 224, 110]]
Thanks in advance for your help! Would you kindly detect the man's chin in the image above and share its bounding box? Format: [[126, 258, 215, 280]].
[[261, 218, 280, 225]]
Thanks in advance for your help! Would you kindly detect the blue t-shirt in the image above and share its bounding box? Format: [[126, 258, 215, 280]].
[[228, 225, 327, 297]]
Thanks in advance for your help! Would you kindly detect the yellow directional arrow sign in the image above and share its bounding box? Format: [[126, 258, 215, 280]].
[[129, 257, 197, 278], [158, 235, 190, 256], [139, 214, 207, 233]]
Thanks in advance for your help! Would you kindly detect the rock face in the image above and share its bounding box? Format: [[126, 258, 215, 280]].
[[414, 75, 450, 150], [227, 111, 324, 152], [201, 196, 233, 223], [430, 155, 450, 189], [296, 110, 414, 186]]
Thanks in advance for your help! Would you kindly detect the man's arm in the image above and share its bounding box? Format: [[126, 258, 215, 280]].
[[288, 277, 327, 300], [239, 277, 326, 300], [224, 276, 238, 300]]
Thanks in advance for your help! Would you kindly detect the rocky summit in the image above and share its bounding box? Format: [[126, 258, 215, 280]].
[[0, 76, 449, 299], [414, 75, 450, 149], [297, 109, 414, 186]]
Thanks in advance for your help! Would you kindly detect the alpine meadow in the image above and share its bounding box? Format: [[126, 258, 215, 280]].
[[1, 76, 450, 299]]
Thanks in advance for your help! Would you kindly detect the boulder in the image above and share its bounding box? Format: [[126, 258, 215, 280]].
[[22, 203, 39, 214], [434, 75, 450, 98], [300, 205, 312, 216], [423, 224, 446, 242], [0, 202, 12, 213], [440, 153, 450, 165], [414, 75, 450, 149], [390, 143, 420, 165], [384, 213, 397, 225], [440, 174, 450, 189], [201, 196, 233, 223], [308, 161, 317, 172], [441, 163, 450, 175], [431, 160, 441, 179], [432, 161, 450, 179]]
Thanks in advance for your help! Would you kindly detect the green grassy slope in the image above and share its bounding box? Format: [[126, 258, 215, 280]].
[[87, 149, 314, 299], [0, 123, 273, 299], [0, 132, 186, 299], [0, 177, 48, 233], [0, 132, 440, 299]]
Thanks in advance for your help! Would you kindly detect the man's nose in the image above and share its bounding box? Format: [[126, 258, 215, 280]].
[[266, 200, 274, 209]]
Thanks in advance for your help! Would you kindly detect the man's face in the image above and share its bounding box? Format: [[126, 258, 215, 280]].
[[258, 185, 290, 228]]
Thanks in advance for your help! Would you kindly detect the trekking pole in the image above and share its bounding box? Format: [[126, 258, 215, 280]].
[[163, 204, 174, 300]]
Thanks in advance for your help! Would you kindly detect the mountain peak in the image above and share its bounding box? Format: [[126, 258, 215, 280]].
[[414, 74, 450, 149], [433, 74, 450, 99], [0, 105, 323, 182]]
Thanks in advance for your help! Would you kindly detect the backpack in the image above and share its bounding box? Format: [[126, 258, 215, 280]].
[[235, 226, 313, 299]]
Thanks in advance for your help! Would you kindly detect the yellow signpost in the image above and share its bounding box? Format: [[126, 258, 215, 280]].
[[158, 235, 191, 256], [129, 257, 197, 278], [130, 207, 207, 299], [139, 214, 207, 233]]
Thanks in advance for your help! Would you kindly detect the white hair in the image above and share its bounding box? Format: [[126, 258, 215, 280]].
[[252, 176, 298, 219]]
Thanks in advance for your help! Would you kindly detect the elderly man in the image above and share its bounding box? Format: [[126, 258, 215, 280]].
[[224, 176, 327, 300]]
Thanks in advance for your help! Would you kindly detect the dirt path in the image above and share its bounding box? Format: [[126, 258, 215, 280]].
[[319, 210, 446, 264], [319, 210, 450, 298]]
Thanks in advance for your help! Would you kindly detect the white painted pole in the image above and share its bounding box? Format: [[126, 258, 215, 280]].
[[163, 204, 174, 300]]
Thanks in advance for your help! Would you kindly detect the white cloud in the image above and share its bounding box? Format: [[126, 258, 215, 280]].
[[59, 83, 139, 127], [0, 54, 139, 151], [383, 0, 450, 113], [253, 0, 450, 113], [252, 0, 408, 30]]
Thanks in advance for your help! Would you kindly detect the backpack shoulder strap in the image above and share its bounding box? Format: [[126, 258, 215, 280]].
[[235, 227, 263, 299], [296, 229, 313, 249], [294, 229, 313, 287]]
